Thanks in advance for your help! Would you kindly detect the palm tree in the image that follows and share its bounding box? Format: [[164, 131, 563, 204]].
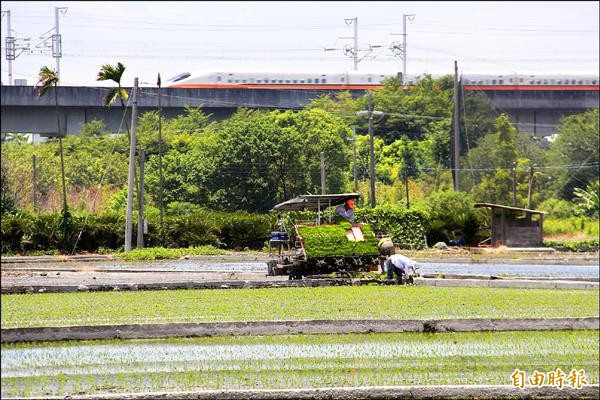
[[36, 66, 70, 251], [97, 62, 130, 134]]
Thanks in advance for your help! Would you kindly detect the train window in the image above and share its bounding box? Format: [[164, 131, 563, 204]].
[[593, 80, 597, 85], [322, 79, 327, 83], [578, 80, 583, 84], [572, 80, 576, 84], [241, 80, 246, 83], [542, 80, 547, 84], [520, 78, 523, 83], [257, 80, 262, 83], [250, 78, 255, 83], [217, 76, 222, 82], [529, 80, 534, 84], [557, 80, 561, 84], [278, 80, 283, 83], [368, 77, 372, 82], [498, 79, 503, 84], [227, 79, 232, 83], [285, 80, 290, 83], [293, 80, 297, 83], [492, 80, 496, 84], [341, 77, 345, 83], [308, 79, 312, 83], [300, 80, 305, 83], [271, 80, 276, 83], [537, 80, 542, 84], [235, 79, 239, 83], [408, 80, 413, 85], [550, 79, 555, 84]]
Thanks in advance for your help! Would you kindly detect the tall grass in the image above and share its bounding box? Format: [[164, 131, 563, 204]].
[[544, 217, 599, 239]]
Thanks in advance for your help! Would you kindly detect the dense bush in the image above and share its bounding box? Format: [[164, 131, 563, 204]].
[[537, 198, 576, 219], [1, 209, 277, 255], [543, 217, 599, 238], [119, 245, 224, 261], [355, 205, 429, 249], [213, 211, 275, 250], [417, 191, 488, 246], [1, 212, 31, 254], [544, 239, 599, 252]]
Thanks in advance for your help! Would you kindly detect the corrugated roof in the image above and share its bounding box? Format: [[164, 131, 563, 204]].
[[474, 202, 548, 215], [272, 193, 360, 212]]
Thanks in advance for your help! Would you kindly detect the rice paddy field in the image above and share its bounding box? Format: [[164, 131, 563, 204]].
[[2, 331, 598, 397], [2, 286, 598, 329], [2, 285, 598, 397]]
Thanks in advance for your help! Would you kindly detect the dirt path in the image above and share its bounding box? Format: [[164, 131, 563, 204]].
[[2, 384, 599, 399]]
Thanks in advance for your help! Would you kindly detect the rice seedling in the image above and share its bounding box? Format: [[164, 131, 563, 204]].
[[2, 286, 597, 329], [2, 331, 597, 397]]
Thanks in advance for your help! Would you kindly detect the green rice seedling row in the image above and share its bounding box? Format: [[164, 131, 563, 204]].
[[2, 286, 598, 329], [2, 331, 597, 397]]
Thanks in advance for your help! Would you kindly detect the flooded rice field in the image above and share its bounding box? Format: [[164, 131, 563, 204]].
[[2, 331, 598, 397], [417, 262, 599, 279], [4, 259, 598, 278]]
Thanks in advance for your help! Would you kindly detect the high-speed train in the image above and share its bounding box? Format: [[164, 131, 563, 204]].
[[167, 71, 400, 89], [167, 70, 599, 90]]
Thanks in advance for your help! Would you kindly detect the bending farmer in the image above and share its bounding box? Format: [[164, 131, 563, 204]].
[[385, 253, 417, 284]]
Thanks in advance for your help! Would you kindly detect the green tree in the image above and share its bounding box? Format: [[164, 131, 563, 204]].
[[186, 108, 351, 212], [548, 108, 599, 199], [461, 91, 500, 153], [468, 114, 523, 205], [97, 62, 130, 134], [36, 66, 71, 251], [573, 179, 599, 218]]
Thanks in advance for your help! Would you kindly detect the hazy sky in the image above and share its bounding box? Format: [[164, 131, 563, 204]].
[[1, 1, 598, 86]]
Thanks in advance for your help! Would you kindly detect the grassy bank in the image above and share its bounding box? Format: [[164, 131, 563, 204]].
[[2, 286, 598, 329], [2, 331, 597, 397]]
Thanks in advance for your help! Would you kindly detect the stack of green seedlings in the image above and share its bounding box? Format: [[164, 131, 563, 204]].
[[295, 221, 380, 276]]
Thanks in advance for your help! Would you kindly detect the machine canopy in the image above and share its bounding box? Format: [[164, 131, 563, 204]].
[[272, 193, 360, 212]]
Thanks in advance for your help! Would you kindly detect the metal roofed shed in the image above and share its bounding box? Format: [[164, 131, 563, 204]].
[[474, 203, 548, 247]]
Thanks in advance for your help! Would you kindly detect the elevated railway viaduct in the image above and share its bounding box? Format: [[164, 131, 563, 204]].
[[1, 85, 598, 137]]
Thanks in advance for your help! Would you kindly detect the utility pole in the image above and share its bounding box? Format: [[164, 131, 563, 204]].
[[527, 166, 535, 209], [157, 73, 164, 246], [368, 93, 376, 208], [320, 152, 326, 194], [3, 10, 12, 85], [352, 126, 358, 193], [137, 149, 145, 248], [512, 162, 517, 206], [353, 17, 357, 70], [404, 167, 410, 209], [53, 7, 67, 78], [356, 94, 382, 208], [32, 155, 37, 211], [125, 78, 139, 252], [452, 60, 460, 191], [402, 14, 415, 86], [343, 17, 358, 70]]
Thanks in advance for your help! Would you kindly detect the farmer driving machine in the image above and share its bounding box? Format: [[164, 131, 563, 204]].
[[267, 193, 393, 279]]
